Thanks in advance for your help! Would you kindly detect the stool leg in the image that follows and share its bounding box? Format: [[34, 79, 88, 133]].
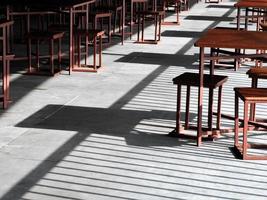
[[137, 12, 140, 42], [58, 38, 62, 72], [208, 87, 214, 131], [243, 101, 249, 159], [185, 85, 190, 130], [141, 13, 144, 42], [234, 92, 239, 147], [99, 35, 102, 68], [6, 60, 10, 104], [93, 35, 97, 71], [154, 15, 158, 42], [158, 14, 162, 41], [50, 39, 54, 75], [216, 86, 222, 130], [176, 84, 182, 135], [36, 39, 40, 71], [130, 0, 133, 40], [78, 35, 81, 67], [176, 2, 179, 24], [250, 77, 258, 121], [108, 15, 111, 43], [27, 38, 32, 73]]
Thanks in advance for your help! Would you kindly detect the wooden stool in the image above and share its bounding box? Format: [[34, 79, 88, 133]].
[[73, 29, 104, 72], [90, 12, 112, 43], [162, 0, 180, 25], [26, 31, 64, 76], [234, 87, 267, 160], [171, 72, 228, 146], [129, 0, 148, 39], [136, 10, 165, 44]]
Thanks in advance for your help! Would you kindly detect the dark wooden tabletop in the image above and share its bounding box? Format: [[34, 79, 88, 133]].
[[1, 0, 94, 9], [234, 0, 267, 9], [194, 28, 267, 50]]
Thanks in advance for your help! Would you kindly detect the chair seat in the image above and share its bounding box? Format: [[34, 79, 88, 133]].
[[234, 87, 267, 101], [26, 31, 64, 40], [172, 72, 228, 88], [246, 67, 267, 79]]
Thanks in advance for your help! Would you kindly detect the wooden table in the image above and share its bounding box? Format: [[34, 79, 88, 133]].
[[0, 19, 14, 109], [235, 0, 267, 30], [3, 0, 101, 75], [194, 28, 267, 146]]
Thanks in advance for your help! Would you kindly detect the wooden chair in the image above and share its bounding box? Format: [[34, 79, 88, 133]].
[[171, 72, 228, 146]]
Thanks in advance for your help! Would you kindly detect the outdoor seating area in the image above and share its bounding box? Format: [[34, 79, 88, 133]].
[[1, 0, 267, 199]]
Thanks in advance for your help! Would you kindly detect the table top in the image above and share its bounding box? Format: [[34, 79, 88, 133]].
[[194, 28, 267, 50], [1, 0, 94, 8], [235, 0, 267, 9]]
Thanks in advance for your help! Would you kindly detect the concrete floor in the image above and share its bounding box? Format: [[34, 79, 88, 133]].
[[1, 1, 267, 199]]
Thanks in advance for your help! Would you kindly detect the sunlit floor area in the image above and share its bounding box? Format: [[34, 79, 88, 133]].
[[1, 0, 267, 199]]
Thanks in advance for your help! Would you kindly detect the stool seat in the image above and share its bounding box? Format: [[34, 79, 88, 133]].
[[136, 10, 165, 15], [173, 72, 228, 88], [75, 29, 105, 38], [246, 67, 267, 79], [234, 87, 267, 101], [26, 31, 65, 40]]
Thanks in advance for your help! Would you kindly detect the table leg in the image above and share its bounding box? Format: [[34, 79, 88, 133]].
[[122, 0, 125, 45], [197, 47, 204, 146], [208, 48, 215, 130], [69, 7, 74, 75]]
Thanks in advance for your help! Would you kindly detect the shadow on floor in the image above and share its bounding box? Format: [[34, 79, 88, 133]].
[[114, 52, 199, 68], [184, 15, 235, 22]]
